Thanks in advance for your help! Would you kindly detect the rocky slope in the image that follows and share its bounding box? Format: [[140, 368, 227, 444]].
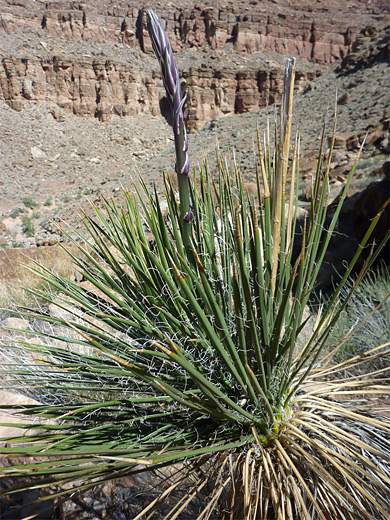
[[0, 22, 389, 250], [0, 0, 389, 252]]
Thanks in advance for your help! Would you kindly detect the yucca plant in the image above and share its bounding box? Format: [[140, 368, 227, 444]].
[[1, 10, 390, 520]]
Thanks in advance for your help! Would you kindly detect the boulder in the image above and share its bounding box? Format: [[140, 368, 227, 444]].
[[2, 317, 29, 330], [0, 390, 42, 441]]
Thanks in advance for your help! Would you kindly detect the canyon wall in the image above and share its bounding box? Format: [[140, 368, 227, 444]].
[[0, 1, 388, 129], [0, 50, 319, 130]]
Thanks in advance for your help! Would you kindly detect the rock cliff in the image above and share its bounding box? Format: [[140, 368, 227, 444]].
[[0, 1, 388, 129], [1, 1, 388, 62], [0, 39, 320, 129]]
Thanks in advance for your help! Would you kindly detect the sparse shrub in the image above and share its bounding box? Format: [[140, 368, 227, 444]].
[[356, 158, 374, 171], [44, 198, 53, 206], [0, 10, 389, 520], [329, 266, 390, 362], [10, 207, 25, 219], [22, 216, 35, 237], [22, 196, 38, 209], [32, 210, 40, 219], [39, 217, 51, 228]]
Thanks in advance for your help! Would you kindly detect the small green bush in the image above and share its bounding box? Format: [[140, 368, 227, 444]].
[[22, 197, 39, 209], [10, 207, 25, 219], [44, 198, 53, 206], [39, 217, 51, 228], [22, 216, 35, 237]]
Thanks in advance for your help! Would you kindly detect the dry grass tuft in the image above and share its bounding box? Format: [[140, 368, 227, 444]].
[[0, 245, 76, 309]]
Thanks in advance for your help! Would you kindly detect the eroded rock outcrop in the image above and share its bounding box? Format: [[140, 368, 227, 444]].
[[0, 55, 162, 122], [337, 24, 390, 73], [182, 56, 319, 130], [1, 1, 388, 63], [0, 46, 320, 128]]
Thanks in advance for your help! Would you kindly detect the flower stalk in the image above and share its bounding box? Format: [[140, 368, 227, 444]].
[[146, 9, 192, 248]]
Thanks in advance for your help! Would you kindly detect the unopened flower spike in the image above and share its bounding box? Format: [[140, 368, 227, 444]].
[[146, 9, 193, 244]]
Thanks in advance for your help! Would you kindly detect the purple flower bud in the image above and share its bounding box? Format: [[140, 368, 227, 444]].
[[147, 10, 183, 135], [184, 204, 193, 223]]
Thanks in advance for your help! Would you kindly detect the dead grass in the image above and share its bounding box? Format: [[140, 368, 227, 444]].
[[0, 245, 76, 309]]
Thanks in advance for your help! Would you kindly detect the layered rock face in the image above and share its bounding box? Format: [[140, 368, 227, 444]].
[[0, 49, 320, 130], [0, 1, 388, 129], [1, 1, 388, 62], [0, 54, 163, 121], [182, 55, 319, 130], [0, 35, 321, 130]]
